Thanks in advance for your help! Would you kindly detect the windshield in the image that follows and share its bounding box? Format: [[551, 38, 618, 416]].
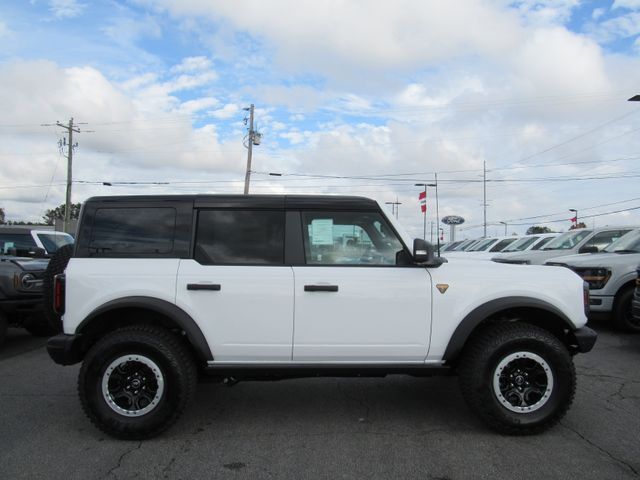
[[36, 232, 74, 253], [604, 229, 640, 253], [451, 239, 476, 251], [501, 236, 538, 253], [542, 230, 592, 250], [468, 238, 497, 252]]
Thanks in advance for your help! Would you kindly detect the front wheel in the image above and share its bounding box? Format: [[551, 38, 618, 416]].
[[78, 325, 197, 439], [459, 322, 575, 435], [0, 313, 7, 346], [612, 288, 639, 333]]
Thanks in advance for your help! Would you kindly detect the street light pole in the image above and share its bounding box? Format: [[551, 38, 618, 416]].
[[415, 182, 437, 241], [499, 221, 507, 236], [569, 208, 578, 228]]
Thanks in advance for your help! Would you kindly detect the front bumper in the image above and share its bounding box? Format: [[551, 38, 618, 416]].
[[47, 334, 86, 366], [568, 326, 597, 354], [588, 295, 614, 313]]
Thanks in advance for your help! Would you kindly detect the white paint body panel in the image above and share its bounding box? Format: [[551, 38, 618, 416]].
[[292, 266, 432, 361], [63, 258, 180, 335], [175, 260, 294, 361], [425, 259, 588, 361]]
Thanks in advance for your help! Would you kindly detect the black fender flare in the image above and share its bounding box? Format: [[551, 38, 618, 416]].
[[78, 296, 213, 361], [442, 296, 574, 363]]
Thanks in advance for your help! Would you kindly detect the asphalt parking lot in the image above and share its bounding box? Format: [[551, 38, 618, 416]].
[[1, 320, 639, 480]]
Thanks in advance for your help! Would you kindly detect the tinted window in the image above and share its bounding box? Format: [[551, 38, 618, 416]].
[[531, 237, 553, 250], [37, 233, 74, 254], [583, 230, 630, 252], [489, 238, 517, 252], [301, 211, 405, 265], [0, 233, 37, 253], [90, 208, 176, 254], [195, 210, 285, 265]]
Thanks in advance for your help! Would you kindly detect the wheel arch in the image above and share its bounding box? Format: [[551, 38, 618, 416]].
[[77, 296, 213, 362], [442, 296, 576, 365]]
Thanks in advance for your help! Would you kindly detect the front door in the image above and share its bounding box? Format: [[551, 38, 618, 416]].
[[292, 210, 432, 362]]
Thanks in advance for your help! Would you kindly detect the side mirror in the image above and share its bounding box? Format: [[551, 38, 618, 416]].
[[413, 238, 445, 267], [578, 245, 598, 254]]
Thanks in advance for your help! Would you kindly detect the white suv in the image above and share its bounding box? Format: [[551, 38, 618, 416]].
[[46, 195, 596, 439]]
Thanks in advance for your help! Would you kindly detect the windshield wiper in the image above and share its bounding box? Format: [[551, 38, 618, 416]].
[[613, 249, 640, 254]]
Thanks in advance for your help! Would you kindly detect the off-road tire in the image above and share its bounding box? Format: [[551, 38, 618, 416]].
[[612, 288, 639, 333], [42, 244, 74, 333], [459, 322, 575, 435], [78, 325, 197, 440]]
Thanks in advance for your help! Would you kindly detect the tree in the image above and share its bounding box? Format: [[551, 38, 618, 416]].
[[569, 222, 587, 230], [42, 203, 81, 226], [0, 208, 4, 225], [526, 225, 552, 235]]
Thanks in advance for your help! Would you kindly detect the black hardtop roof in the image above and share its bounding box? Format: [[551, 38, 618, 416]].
[[84, 194, 379, 210]]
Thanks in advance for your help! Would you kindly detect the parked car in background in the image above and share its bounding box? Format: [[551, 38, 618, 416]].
[[457, 234, 559, 262], [0, 226, 74, 255], [546, 229, 640, 332], [445, 236, 519, 259], [0, 227, 74, 344], [493, 227, 634, 265]]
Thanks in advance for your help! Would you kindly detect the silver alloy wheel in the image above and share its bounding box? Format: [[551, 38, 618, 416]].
[[492, 351, 554, 413], [101, 355, 165, 417]]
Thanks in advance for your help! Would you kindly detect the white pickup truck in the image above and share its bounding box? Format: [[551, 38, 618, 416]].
[[46, 195, 596, 439]]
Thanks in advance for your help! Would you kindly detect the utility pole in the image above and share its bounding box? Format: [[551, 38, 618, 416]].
[[385, 199, 402, 219], [243, 104, 262, 195], [483, 161, 487, 237], [43, 118, 82, 233]]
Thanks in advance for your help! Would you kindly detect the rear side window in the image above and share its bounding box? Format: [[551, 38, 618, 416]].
[[195, 210, 285, 265], [89, 208, 176, 254]]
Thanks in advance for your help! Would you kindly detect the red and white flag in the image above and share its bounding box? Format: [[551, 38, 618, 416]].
[[418, 191, 427, 213]]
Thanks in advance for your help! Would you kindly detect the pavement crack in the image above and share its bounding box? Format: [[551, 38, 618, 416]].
[[561, 422, 639, 477], [105, 441, 142, 479]]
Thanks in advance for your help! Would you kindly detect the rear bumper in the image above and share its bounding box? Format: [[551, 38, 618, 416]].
[[568, 326, 597, 353], [47, 334, 85, 366]]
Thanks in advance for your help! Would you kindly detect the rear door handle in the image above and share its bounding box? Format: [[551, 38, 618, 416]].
[[187, 283, 221, 291], [304, 285, 339, 292]]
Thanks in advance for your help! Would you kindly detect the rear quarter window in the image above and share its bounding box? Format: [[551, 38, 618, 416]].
[[89, 207, 176, 255]]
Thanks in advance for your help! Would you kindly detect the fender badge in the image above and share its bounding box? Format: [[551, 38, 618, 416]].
[[436, 284, 449, 294]]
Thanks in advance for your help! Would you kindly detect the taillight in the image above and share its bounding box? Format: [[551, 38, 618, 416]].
[[583, 281, 590, 317], [53, 274, 66, 315]]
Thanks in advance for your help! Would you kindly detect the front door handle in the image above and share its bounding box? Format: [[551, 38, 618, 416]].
[[304, 285, 339, 292], [187, 283, 221, 291]]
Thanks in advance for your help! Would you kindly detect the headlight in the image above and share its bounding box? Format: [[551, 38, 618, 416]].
[[574, 268, 611, 290], [13, 272, 43, 291]]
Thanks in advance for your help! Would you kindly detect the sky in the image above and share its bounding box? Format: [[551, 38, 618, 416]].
[[1, 0, 640, 241]]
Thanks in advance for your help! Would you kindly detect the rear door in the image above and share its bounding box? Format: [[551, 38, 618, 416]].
[[175, 206, 294, 362], [292, 210, 432, 362]]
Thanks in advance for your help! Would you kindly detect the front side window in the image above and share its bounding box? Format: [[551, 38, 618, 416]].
[[89, 208, 176, 254], [302, 211, 405, 265], [195, 210, 285, 265], [584, 230, 630, 252]]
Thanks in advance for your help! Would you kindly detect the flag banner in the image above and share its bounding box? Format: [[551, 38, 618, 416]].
[[419, 191, 427, 213], [570, 216, 577, 224]]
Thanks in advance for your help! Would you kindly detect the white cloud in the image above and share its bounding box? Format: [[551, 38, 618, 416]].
[[171, 56, 213, 73], [49, 0, 85, 19], [587, 12, 640, 43], [153, 0, 522, 77], [613, 0, 640, 10], [211, 103, 240, 119]]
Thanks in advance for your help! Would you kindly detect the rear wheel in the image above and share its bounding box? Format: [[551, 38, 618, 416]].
[[459, 322, 575, 435], [78, 325, 197, 439], [612, 288, 639, 333]]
